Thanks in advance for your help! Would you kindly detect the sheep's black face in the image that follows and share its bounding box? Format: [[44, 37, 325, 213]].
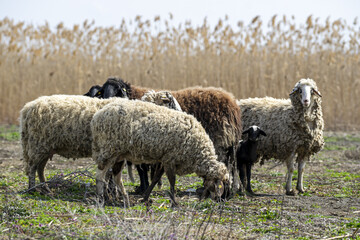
[[84, 85, 102, 97], [242, 125, 266, 141], [99, 77, 130, 99]]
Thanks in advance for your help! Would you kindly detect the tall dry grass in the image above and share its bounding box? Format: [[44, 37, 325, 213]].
[[0, 15, 359, 130]]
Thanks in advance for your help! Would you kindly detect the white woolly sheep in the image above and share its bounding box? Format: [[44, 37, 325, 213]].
[[99, 78, 242, 195], [91, 98, 230, 207], [20, 92, 178, 192], [237, 78, 324, 195]]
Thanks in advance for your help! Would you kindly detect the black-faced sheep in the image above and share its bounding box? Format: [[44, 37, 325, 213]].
[[91, 98, 230, 207], [97, 78, 242, 195], [237, 78, 324, 195], [84, 85, 102, 97], [236, 126, 266, 194]]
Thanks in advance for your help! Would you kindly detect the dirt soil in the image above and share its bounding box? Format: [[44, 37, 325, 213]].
[[0, 131, 359, 239]]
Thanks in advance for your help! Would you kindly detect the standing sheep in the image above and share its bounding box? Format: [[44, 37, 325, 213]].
[[91, 98, 230, 207], [20, 90, 178, 192], [237, 78, 324, 195], [97, 78, 242, 194], [236, 126, 267, 194]]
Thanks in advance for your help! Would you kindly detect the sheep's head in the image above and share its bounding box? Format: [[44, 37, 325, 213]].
[[242, 125, 266, 141], [84, 85, 102, 98], [97, 77, 131, 99], [202, 171, 230, 201], [289, 78, 322, 109], [141, 90, 182, 111]]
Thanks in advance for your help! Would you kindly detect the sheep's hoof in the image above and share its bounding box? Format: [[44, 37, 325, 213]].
[[296, 187, 305, 193], [246, 190, 256, 197], [134, 186, 146, 195], [286, 189, 296, 196], [171, 202, 179, 208]]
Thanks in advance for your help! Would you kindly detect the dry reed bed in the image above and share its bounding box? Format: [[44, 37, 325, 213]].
[[0, 15, 359, 130]]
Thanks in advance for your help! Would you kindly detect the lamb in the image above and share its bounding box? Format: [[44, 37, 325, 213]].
[[91, 98, 230, 207], [237, 78, 324, 195], [236, 126, 266, 195], [20, 90, 178, 192], [97, 78, 242, 194]]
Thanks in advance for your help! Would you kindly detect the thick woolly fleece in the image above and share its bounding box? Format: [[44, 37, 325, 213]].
[[91, 98, 229, 182], [131, 86, 242, 164], [20, 95, 118, 177], [125, 84, 242, 191], [20, 92, 182, 189], [237, 78, 324, 164]]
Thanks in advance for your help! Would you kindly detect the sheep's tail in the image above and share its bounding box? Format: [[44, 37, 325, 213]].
[[127, 161, 135, 183]]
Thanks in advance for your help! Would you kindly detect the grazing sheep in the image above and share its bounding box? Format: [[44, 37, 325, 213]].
[[236, 126, 266, 194], [91, 98, 230, 207], [237, 78, 324, 195], [20, 90, 177, 192], [20, 95, 120, 191], [98, 78, 242, 194], [84, 85, 102, 97]]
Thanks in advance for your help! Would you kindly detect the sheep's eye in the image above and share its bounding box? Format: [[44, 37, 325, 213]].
[[311, 89, 314, 94], [96, 91, 101, 95], [123, 88, 127, 92], [298, 89, 302, 93]]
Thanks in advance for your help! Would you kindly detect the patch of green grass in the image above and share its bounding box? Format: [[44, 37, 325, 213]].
[[324, 144, 354, 151], [325, 169, 360, 180], [0, 125, 20, 141], [324, 135, 360, 143]]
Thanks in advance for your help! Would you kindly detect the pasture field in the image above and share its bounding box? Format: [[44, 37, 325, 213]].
[[0, 126, 359, 239]]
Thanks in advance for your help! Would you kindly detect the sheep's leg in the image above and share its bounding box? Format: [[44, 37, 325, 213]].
[[231, 145, 241, 192], [296, 156, 308, 193], [126, 161, 135, 183], [135, 164, 150, 194], [96, 163, 112, 205], [238, 163, 247, 194], [246, 163, 254, 195], [28, 165, 37, 191], [112, 161, 130, 208], [37, 158, 51, 193], [142, 166, 164, 202], [166, 170, 178, 207], [285, 152, 296, 196], [151, 163, 163, 189]]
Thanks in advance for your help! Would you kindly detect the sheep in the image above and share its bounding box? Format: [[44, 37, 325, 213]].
[[139, 90, 183, 191], [97, 77, 129, 99], [84, 85, 102, 97], [91, 98, 230, 207], [20, 90, 177, 192], [237, 78, 324, 195], [20, 95, 121, 191], [97, 78, 242, 195], [236, 126, 267, 195]]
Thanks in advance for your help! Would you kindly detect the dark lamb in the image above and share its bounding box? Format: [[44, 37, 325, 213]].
[[236, 126, 266, 194]]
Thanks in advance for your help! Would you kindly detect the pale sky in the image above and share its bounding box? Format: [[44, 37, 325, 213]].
[[0, 0, 359, 29]]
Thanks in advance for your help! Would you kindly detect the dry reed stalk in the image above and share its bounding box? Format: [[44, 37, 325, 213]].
[[0, 16, 359, 130]]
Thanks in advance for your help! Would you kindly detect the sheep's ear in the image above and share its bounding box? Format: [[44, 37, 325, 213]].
[[259, 129, 267, 136], [289, 87, 298, 96], [312, 88, 322, 97], [242, 129, 250, 135]]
